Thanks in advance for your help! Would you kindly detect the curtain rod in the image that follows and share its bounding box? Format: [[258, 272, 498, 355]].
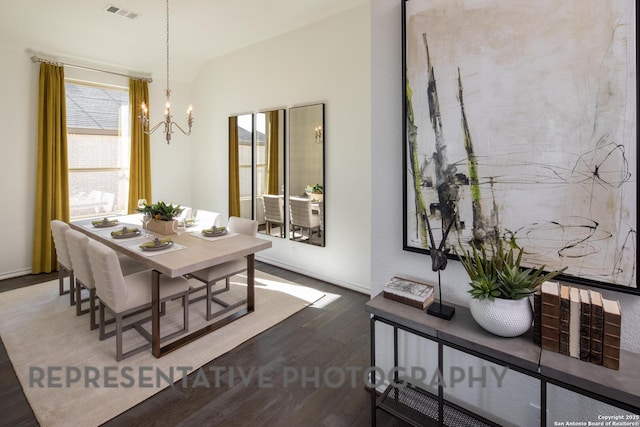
[[30, 55, 153, 83]]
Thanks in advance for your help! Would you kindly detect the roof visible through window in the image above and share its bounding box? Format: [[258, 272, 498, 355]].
[[65, 82, 128, 130]]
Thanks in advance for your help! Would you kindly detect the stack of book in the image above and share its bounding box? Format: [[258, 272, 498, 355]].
[[383, 276, 435, 310], [534, 281, 622, 370]]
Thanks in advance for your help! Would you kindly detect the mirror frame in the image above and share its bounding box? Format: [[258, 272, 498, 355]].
[[288, 102, 325, 247], [229, 109, 287, 238]]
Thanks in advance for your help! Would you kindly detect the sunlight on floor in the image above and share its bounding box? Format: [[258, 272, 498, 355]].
[[229, 274, 333, 305]]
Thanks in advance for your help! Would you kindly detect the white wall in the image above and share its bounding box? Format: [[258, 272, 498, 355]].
[[0, 4, 371, 291], [371, 0, 639, 424], [188, 4, 371, 293], [0, 42, 38, 278]]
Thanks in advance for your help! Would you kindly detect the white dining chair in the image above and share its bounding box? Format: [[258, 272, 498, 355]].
[[65, 228, 148, 329], [189, 216, 258, 320], [87, 239, 190, 361], [262, 194, 284, 237], [289, 197, 321, 242], [195, 210, 222, 229], [50, 220, 75, 305]]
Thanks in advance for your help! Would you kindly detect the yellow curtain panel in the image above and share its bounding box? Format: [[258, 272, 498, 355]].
[[128, 79, 152, 213], [228, 116, 241, 217], [32, 63, 69, 273], [266, 111, 280, 195]]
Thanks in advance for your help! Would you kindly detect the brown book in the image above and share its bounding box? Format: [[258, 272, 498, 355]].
[[589, 290, 604, 365], [383, 276, 435, 309], [568, 287, 581, 359], [540, 281, 560, 352], [602, 298, 622, 370], [579, 288, 591, 361], [533, 287, 542, 345], [559, 285, 570, 355]]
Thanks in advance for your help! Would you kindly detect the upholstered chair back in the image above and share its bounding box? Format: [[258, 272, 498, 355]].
[[289, 197, 314, 228], [65, 229, 94, 289], [87, 239, 128, 313], [227, 216, 258, 237], [50, 220, 73, 268], [196, 210, 222, 228], [262, 195, 284, 223]]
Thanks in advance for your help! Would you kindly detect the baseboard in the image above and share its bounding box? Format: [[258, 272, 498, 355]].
[[0, 267, 33, 281], [256, 255, 370, 295]]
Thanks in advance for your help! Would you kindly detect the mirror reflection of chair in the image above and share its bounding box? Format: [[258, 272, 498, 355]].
[[87, 239, 190, 361], [262, 194, 284, 237], [289, 197, 321, 243], [189, 217, 258, 320], [50, 220, 75, 305]]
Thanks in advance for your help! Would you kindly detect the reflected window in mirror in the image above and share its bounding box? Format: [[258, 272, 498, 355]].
[[288, 103, 325, 247], [256, 109, 286, 238], [229, 113, 253, 220]]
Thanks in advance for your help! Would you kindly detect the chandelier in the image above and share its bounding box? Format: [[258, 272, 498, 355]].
[[140, 0, 193, 144]]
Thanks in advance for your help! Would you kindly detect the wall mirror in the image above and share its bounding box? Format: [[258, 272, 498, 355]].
[[256, 109, 286, 237], [288, 103, 325, 246], [229, 109, 286, 238]]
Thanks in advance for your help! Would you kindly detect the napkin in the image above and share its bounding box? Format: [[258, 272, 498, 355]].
[[139, 238, 172, 248], [92, 218, 118, 226], [202, 226, 226, 235], [110, 227, 139, 236]]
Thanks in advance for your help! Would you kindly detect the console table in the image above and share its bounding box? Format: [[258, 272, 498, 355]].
[[366, 293, 640, 426]]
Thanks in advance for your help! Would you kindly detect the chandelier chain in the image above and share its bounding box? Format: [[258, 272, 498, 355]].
[[165, 0, 170, 98], [139, 0, 193, 144]]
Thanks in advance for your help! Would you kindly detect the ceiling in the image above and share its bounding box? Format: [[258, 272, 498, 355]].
[[0, 0, 367, 83]]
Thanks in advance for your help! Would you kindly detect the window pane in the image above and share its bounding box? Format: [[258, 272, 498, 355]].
[[69, 170, 129, 218], [68, 133, 130, 169], [66, 81, 130, 219], [66, 83, 129, 130]]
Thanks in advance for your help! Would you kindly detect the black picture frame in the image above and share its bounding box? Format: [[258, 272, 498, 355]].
[[401, 0, 638, 295]]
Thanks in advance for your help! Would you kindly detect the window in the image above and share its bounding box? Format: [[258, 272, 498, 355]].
[[65, 81, 130, 219]]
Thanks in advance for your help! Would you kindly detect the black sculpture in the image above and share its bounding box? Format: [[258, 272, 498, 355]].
[[422, 210, 456, 320]]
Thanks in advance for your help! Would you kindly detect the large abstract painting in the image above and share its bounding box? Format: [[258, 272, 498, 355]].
[[402, 0, 638, 293]]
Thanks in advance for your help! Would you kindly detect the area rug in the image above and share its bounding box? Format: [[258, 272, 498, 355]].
[[0, 271, 325, 427]]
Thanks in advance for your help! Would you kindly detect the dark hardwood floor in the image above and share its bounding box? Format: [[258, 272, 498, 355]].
[[0, 263, 407, 426]]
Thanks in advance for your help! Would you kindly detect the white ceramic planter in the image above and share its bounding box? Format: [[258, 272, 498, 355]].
[[468, 297, 533, 337]]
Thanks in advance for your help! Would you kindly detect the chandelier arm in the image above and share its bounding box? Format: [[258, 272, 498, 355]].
[[145, 121, 166, 135], [171, 122, 192, 136]]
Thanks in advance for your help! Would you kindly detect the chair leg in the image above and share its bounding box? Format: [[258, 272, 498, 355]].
[[69, 270, 76, 306], [206, 281, 212, 321], [75, 280, 83, 316], [58, 269, 66, 296], [89, 289, 98, 330], [99, 301, 107, 340], [75, 280, 92, 317], [115, 314, 124, 362], [183, 293, 189, 332]]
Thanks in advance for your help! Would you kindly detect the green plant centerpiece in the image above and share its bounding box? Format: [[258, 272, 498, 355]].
[[305, 184, 324, 202], [456, 238, 566, 337], [137, 201, 183, 221], [306, 184, 323, 194], [137, 201, 183, 235]]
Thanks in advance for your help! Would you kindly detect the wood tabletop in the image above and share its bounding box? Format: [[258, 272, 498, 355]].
[[70, 217, 272, 278]]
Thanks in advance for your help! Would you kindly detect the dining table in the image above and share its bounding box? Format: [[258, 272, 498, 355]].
[[69, 214, 272, 358]]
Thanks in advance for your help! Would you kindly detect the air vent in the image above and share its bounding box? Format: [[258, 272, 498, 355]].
[[104, 4, 139, 20]]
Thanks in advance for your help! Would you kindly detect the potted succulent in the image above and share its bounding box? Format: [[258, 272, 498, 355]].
[[137, 201, 183, 235], [456, 239, 566, 337], [305, 184, 324, 203]]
